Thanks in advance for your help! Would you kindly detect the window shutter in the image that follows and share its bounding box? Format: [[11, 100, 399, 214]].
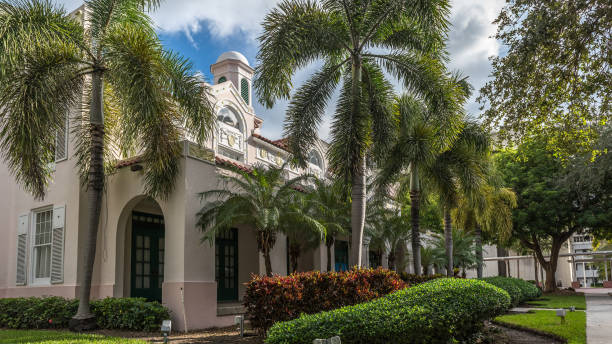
[[16, 214, 29, 286], [50, 205, 65, 284], [55, 114, 68, 162], [240, 79, 249, 105]]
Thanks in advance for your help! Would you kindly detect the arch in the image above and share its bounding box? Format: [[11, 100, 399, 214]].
[[308, 150, 323, 169], [114, 196, 165, 301], [217, 106, 243, 131], [240, 78, 249, 105]]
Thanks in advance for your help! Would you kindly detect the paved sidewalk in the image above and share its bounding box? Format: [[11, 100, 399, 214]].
[[585, 293, 612, 344]]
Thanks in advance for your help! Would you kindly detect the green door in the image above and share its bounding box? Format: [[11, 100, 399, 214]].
[[335, 240, 349, 271], [216, 228, 238, 301], [131, 212, 165, 302]]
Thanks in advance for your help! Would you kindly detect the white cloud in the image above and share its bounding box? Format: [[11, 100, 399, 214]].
[[55, 0, 505, 137]]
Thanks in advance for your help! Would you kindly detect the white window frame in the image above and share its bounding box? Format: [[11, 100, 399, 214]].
[[30, 207, 53, 285]]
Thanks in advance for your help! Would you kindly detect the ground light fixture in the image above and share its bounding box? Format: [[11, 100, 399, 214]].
[[313, 336, 341, 344], [234, 315, 244, 337], [161, 319, 172, 343], [556, 309, 567, 324]]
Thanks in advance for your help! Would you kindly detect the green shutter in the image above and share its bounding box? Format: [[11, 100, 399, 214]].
[[240, 79, 249, 104], [218, 76, 227, 84]]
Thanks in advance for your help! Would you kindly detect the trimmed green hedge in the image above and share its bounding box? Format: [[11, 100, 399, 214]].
[[265, 278, 511, 344], [480, 277, 542, 306], [0, 297, 169, 332]]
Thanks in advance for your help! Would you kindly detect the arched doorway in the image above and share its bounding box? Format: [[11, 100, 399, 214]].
[[130, 211, 165, 302]]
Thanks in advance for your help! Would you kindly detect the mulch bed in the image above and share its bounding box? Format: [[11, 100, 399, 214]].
[[486, 323, 565, 344], [95, 327, 263, 343]]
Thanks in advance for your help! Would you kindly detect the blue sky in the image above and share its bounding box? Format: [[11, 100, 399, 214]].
[[57, 0, 506, 140]]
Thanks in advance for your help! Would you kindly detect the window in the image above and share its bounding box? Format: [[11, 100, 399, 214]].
[[218, 76, 227, 84], [240, 78, 249, 104], [308, 150, 322, 169], [33, 209, 53, 282], [217, 107, 241, 130]]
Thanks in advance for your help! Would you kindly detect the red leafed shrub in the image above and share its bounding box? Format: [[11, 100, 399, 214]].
[[243, 267, 407, 334]]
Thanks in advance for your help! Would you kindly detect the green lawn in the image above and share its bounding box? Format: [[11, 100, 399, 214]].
[[0, 330, 147, 344], [525, 293, 586, 310], [496, 310, 586, 344]]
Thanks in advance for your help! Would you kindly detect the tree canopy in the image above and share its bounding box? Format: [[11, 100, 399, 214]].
[[478, 0, 611, 156]]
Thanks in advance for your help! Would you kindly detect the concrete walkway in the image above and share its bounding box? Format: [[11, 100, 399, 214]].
[[583, 289, 612, 344]]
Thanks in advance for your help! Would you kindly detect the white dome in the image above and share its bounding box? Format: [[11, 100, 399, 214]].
[[216, 51, 249, 66]]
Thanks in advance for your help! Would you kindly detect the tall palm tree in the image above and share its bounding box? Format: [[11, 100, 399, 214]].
[[197, 163, 324, 276], [427, 121, 490, 276], [376, 91, 465, 275], [254, 0, 455, 267], [307, 178, 349, 271], [0, 0, 214, 329]]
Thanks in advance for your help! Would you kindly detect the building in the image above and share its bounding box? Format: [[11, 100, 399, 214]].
[[0, 50, 368, 331]]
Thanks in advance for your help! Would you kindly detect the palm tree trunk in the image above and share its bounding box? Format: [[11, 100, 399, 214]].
[[263, 249, 273, 277], [497, 246, 508, 277], [394, 240, 406, 273], [388, 249, 396, 271], [349, 57, 365, 268], [409, 165, 422, 275], [444, 207, 453, 277], [289, 242, 300, 273], [475, 223, 483, 278], [70, 71, 105, 331]]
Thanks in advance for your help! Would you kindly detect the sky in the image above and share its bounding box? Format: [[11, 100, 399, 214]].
[[57, 0, 506, 140]]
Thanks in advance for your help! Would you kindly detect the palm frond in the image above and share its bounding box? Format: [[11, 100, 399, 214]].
[[0, 40, 84, 198], [254, 0, 349, 107], [284, 58, 347, 165]]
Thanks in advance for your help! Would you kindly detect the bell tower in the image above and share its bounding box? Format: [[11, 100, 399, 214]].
[[210, 51, 254, 107]]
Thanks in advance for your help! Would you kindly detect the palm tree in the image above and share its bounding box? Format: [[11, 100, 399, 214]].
[[198, 164, 324, 276], [454, 179, 517, 278], [376, 91, 466, 275], [365, 200, 410, 271], [0, 0, 214, 329], [281, 192, 327, 273], [427, 121, 490, 276], [432, 228, 478, 277], [307, 179, 349, 271], [254, 0, 455, 267], [419, 246, 445, 275]]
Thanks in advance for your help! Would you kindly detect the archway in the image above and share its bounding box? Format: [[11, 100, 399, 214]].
[[116, 196, 165, 302]]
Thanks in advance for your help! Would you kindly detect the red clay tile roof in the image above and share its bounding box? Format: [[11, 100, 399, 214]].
[[115, 156, 143, 168], [215, 156, 253, 173], [252, 133, 289, 151]]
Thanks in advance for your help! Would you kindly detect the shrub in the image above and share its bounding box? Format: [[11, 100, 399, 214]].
[[265, 278, 512, 344], [480, 276, 541, 305], [244, 267, 407, 334], [0, 297, 169, 332], [399, 272, 445, 285]]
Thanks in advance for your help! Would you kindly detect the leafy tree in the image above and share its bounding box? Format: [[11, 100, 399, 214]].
[[478, 0, 611, 156], [0, 0, 214, 329], [198, 164, 324, 276], [254, 0, 457, 267], [496, 137, 610, 291]]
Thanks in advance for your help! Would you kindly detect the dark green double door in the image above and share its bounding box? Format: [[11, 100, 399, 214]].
[[216, 228, 238, 301], [131, 212, 165, 302]]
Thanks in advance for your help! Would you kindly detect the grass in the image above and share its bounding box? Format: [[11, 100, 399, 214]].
[[525, 293, 586, 310], [496, 310, 586, 344], [0, 330, 147, 344]]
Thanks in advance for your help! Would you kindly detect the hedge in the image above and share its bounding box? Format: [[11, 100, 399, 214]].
[[480, 276, 542, 306], [399, 272, 445, 285], [244, 267, 407, 334], [0, 297, 169, 332], [265, 278, 512, 344]]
